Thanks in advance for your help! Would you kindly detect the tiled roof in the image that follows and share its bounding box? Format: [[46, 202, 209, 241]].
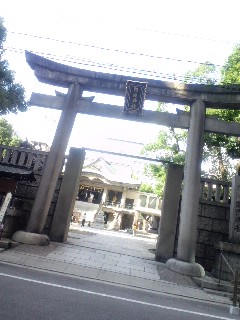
[[83, 157, 140, 187]]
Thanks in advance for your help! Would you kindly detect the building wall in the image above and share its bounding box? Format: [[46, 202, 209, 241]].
[[78, 180, 161, 211], [121, 189, 160, 210]]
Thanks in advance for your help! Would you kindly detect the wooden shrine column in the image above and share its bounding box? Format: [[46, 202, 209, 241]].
[[13, 82, 82, 244], [166, 100, 206, 277]]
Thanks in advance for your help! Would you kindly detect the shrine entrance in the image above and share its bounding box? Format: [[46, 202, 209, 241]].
[[12, 51, 240, 277], [71, 148, 167, 234]]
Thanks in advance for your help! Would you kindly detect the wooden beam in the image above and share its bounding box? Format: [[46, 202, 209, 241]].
[[29, 93, 240, 137]]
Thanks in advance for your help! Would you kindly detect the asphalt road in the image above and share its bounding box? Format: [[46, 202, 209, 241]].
[[0, 263, 237, 320]]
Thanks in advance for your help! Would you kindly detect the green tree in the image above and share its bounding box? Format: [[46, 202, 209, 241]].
[[185, 62, 240, 180], [139, 183, 154, 194], [217, 44, 240, 161], [221, 44, 240, 84], [141, 56, 240, 195], [0, 117, 22, 146], [141, 127, 186, 196], [184, 61, 218, 85], [0, 17, 28, 115]]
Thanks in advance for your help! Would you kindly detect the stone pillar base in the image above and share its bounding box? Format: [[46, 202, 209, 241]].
[[166, 258, 205, 278], [12, 230, 50, 246], [229, 306, 240, 315]]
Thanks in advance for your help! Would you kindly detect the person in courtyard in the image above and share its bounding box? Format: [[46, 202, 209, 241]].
[[81, 213, 86, 227]]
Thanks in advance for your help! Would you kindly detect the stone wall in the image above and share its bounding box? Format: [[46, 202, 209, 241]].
[[196, 201, 229, 272], [174, 200, 229, 272], [3, 172, 63, 238]]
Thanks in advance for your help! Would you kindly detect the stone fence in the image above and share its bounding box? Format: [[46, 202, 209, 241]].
[[200, 177, 231, 205], [0, 145, 48, 172], [197, 178, 231, 272]]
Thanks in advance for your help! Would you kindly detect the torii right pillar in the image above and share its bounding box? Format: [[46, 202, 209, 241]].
[[166, 100, 206, 277]]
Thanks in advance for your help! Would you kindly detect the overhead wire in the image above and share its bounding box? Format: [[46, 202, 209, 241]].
[[5, 46, 214, 83], [4, 26, 226, 85], [7, 30, 224, 68], [39, 14, 239, 46]]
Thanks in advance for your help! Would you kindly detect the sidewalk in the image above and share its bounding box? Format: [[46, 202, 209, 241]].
[[0, 226, 233, 305]]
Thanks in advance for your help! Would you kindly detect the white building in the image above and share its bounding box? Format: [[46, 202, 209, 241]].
[[74, 157, 161, 232]]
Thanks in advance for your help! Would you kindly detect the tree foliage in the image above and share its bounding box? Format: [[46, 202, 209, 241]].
[[184, 62, 218, 85], [184, 63, 239, 180], [141, 50, 240, 195], [139, 183, 154, 194], [221, 44, 240, 84], [0, 17, 28, 115], [0, 117, 22, 146], [183, 60, 240, 180], [141, 127, 186, 196]]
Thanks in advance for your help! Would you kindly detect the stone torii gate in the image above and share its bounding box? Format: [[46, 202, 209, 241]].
[[13, 51, 240, 278]]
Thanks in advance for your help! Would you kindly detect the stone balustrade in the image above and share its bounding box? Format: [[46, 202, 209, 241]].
[[0, 145, 48, 172], [200, 177, 231, 205]]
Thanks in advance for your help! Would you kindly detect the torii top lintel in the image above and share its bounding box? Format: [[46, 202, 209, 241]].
[[26, 51, 240, 109]]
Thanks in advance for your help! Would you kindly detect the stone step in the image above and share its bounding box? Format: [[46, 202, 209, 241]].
[[193, 275, 235, 294], [91, 213, 105, 230], [204, 288, 233, 299], [0, 238, 16, 249]]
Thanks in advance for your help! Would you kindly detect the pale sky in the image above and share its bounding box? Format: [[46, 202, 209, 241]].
[[1, 0, 240, 158]]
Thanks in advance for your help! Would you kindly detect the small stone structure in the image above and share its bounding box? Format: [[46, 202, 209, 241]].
[[0, 145, 64, 239]]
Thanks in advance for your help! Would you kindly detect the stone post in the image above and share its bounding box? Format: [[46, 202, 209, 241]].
[[146, 195, 150, 208], [155, 163, 183, 262], [156, 197, 160, 210], [12, 82, 82, 245], [166, 100, 206, 277], [152, 215, 160, 229], [49, 147, 85, 242]]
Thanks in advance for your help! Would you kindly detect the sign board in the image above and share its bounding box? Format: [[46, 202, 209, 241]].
[[0, 192, 12, 223], [123, 81, 147, 115]]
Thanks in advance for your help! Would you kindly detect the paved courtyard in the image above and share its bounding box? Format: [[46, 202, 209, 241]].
[[0, 226, 232, 304]]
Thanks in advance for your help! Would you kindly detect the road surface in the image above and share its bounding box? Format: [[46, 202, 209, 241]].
[[0, 263, 237, 320]]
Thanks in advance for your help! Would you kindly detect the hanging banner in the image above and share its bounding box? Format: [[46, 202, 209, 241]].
[[123, 80, 147, 115]]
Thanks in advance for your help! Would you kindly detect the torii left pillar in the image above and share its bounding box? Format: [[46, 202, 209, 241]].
[[12, 82, 82, 245]]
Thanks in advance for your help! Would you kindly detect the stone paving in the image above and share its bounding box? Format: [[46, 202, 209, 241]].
[[0, 226, 233, 305]]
